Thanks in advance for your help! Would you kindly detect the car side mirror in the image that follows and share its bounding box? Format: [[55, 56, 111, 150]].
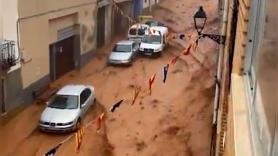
[[81, 103, 86, 108]]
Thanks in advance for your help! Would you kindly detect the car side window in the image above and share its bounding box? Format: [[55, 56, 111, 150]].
[[80, 88, 91, 106]]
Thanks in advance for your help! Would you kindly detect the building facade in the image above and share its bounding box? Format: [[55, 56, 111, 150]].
[[0, 0, 20, 114], [0, 0, 137, 114], [142, 0, 160, 9], [216, 0, 278, 156]]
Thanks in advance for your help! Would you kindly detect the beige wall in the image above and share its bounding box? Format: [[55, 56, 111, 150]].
[[0, 0, 18, 47], [18, 1, 97, 88]]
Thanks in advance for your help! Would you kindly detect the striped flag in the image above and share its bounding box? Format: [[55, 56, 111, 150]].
[[169, 56, 179, 65], [75, 130, 82, 153], [182, 44, 192, 55], [148, 74, 156, 95], [96, 112, 105, 133]]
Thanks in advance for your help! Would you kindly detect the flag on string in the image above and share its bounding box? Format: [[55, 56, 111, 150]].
[[110, 99, 124, 112], [96, 112, 105, 133], [193, 38, 199, 51], [162, 64, 170, 83], [169, 55, 179, 65], [182, 43, 192, 55], [45, 143, 62, 156], [131, 86, 141, 105], [148, 74, 156, 95], [75, 129, 83, 153]]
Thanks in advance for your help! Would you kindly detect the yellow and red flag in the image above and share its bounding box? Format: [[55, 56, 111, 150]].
[[169, 55, 180, 65], [95, 112, 105, 134], [75, 129, 82, 153], [182, 43, 192, 55], [148, 74, 156, 95]]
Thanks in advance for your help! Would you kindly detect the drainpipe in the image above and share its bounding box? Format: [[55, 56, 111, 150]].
[[148, 0, 152, 13], [1, 76, 6, 115], [211, 0, 229, 155]]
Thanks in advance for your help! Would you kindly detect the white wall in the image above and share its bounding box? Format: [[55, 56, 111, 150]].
[[0, 0, 20, 73]]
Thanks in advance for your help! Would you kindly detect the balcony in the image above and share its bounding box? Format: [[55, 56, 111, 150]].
[[0, 40, 17, 71]]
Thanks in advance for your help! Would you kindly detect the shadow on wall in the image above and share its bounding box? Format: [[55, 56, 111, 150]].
[[2, 68, 24, 113]]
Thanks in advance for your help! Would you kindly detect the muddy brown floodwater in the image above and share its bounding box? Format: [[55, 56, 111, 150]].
[[0, 0, 219, 155]]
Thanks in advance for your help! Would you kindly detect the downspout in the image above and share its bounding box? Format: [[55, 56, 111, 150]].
[[211, 0, 229, 155], [1, 77, 6, 115]]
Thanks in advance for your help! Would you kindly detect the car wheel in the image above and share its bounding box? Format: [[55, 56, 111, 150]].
[[74, 119, 82, 131]]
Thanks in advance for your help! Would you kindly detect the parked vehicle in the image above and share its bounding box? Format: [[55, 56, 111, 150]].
[[128, 23, 149, 43], [39, 85, 95, 132], [139, 26, 169, 56], [145, 20, 165, 27], [108, 40, 139, 65], [138, 15, 153, 24]]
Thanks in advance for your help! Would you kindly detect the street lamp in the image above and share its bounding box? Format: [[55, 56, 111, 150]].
[[193, 6, 225, 45], [194, 6, 207, 35]]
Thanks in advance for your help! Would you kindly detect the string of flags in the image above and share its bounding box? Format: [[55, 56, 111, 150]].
[[43, 1, 204, 153], [44, 35, 198, 155]]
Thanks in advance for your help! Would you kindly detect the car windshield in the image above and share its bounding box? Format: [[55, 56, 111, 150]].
[[113, 44, 132, 52], [145, 21, 157, 27], [142, 35, 161, 44], [48, 95, 79, 109], [138, 28, 146, 36], [145, 21, 164, 27]]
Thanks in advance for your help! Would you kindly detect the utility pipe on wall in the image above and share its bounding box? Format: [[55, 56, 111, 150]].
[[210, 0, 229, 155]]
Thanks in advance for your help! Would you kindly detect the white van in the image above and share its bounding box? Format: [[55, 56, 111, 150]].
[[128, 23, 149, 43], [139, 26, 169, 56]]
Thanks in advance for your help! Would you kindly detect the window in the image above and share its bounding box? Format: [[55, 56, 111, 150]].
[[142, 35, 161, 44], [48, 95, 78, 109], [138, 28, 146, 36], [80, 88, 91, 106], [129, 28, 137, 35], [243, 0, 278, 155], [113, 44, 132, 52]]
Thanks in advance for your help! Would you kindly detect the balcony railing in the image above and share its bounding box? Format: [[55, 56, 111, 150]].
[[0, 40, 17, 70]]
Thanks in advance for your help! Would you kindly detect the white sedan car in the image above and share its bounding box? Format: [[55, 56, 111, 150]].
[[39, 85, 95, 132]]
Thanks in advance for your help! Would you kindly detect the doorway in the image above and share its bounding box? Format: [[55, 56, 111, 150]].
[[97, 7, 106, 48], [49, 36, 76, 80]]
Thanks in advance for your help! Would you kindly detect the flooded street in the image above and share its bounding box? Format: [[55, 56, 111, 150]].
[[0, 0, 219, 155]]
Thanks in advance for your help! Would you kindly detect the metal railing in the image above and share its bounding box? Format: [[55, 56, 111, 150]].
[[0, 40, 17, 70]]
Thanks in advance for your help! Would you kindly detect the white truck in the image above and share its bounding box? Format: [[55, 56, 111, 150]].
[[128, 23, 149, 43], [139, 26, 169, 56]]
